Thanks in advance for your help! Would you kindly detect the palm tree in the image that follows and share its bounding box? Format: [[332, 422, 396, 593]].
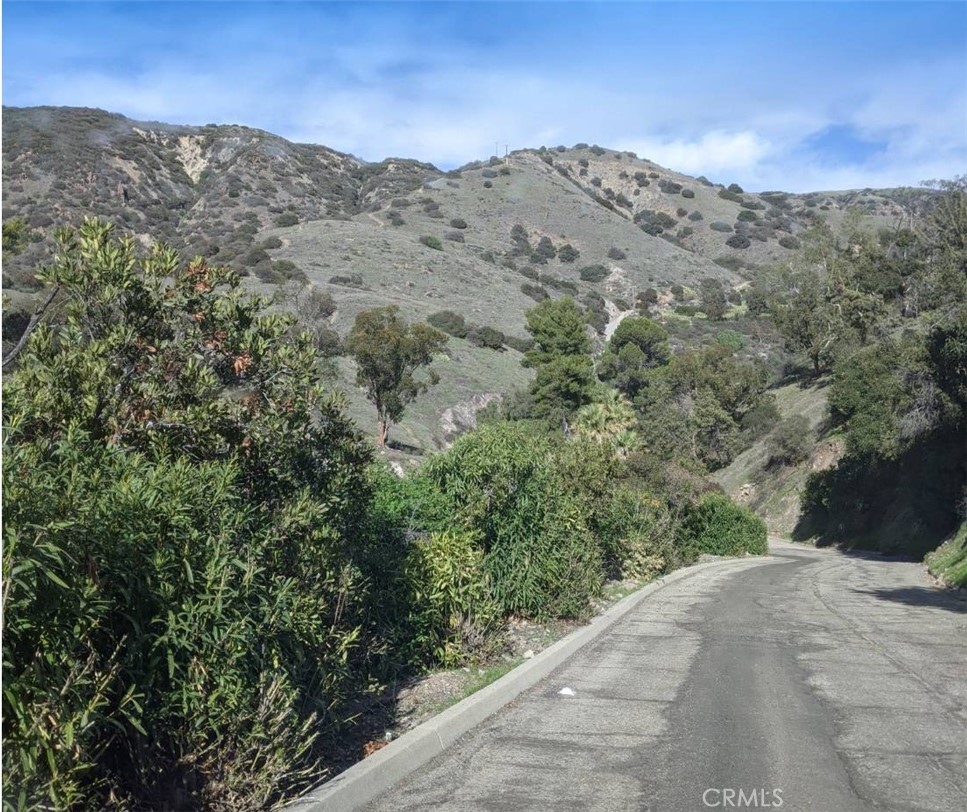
[[576, 389, 638, 454]]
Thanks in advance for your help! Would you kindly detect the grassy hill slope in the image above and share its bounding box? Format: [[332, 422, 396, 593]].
[[3, 106, 939, 451], [713, 379, 835, 536]]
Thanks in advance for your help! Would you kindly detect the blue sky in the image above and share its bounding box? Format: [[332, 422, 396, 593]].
[[4, 1, 965, 192]]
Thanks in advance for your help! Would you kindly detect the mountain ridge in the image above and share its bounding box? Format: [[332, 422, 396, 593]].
[[2, 105, 940, 452]]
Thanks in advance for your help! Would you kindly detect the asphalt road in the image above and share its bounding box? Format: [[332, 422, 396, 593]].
[[366, 541, 967, 812]]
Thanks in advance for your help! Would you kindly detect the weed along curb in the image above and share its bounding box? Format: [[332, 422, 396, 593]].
[[288, 555, 772, 812]]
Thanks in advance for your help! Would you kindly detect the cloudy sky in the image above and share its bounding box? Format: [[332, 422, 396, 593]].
[[4, 1, 965, 192]]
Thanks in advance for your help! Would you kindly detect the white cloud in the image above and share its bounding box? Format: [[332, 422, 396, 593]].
[[615, 131, 774, 177]]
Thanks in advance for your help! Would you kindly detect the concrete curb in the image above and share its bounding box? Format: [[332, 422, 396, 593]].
[[287, 555, 772, 812]]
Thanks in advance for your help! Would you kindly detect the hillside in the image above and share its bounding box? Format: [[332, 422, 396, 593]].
[[713, 379, 835, 536], [1, 106, 937, 451]]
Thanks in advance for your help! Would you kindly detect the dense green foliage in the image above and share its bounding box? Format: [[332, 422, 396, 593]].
[[522, 297, 594, 424], [2, 217, 36, 259], [579, 264, 609, 282], [3, 221, 373, 809], [421, 424, 603, 618], [597, 317, 669, 399], [638, 345, 775, 469], [790, 180, 967, 555], [427, 309, 469, 338], [400, 530, 502, 666], [678, 494, 768, 558]]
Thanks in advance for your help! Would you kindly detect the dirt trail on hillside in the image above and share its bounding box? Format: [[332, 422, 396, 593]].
[[604, 299, 636, 340]]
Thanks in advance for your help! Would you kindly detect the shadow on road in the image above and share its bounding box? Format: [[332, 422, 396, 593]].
[[834, 547, 919, 563], [854, 586, 967, 614]]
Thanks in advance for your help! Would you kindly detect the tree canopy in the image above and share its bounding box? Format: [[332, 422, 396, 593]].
[[346, 306, 447, 447], [597, 316, 669, 399], [522, 297, 594, 425]]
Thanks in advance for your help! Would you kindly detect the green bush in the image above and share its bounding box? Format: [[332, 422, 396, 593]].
[[272, 259, 306, 283], [329, 273, 364, 287], [468, 325, 506, 350], [768, 415, 813, 466], [531, 236, 557, 263], [504, 335, 535, 353], [607, 247, 627, 261], [579, 264, 610, 283], [521, 282, 549, 302], [598, 488, 676, 579], [681, 188, 695, 199], [420, 235, 443, 250], [778, 235, 801, 250], [558, 243, 580, 263], [421, 424, 604, 618], [427, 310, 469, 338], [716, 329, 745, 353], [401, 530, 502, 666], [2, 221, 374, 809], [243, 247, 270, 266], [713, 255, 745, 272], [539, 274, 577, 294], [740, 397, 781, 441], [678, 494, 767, 558], [275, 212, 299, 227], [449, 217, 468, 229], [925, 524, 967, 589], [710, 221, 734, 233], [726, 234, 752, 249]]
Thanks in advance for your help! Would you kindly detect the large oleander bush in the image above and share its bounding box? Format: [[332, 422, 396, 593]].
[[2, 221, 374, 809]]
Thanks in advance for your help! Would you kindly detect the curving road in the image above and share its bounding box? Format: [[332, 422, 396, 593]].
[[366, 541, 967, 812]]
